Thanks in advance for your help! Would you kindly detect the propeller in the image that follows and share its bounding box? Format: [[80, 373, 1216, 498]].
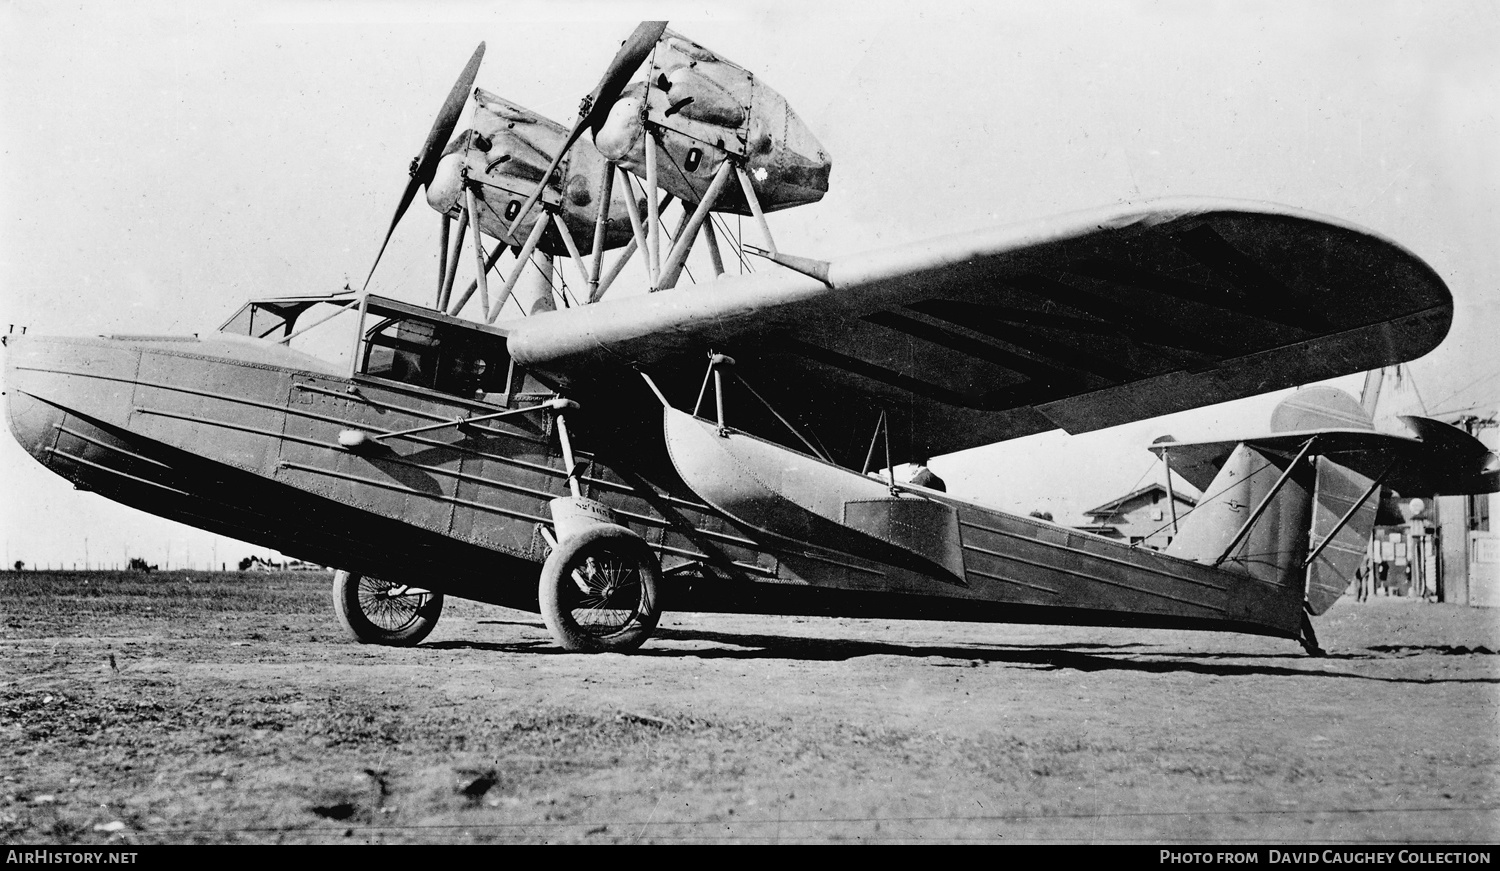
[[505, 21, 667, 237], [363, 42, 486, 290]]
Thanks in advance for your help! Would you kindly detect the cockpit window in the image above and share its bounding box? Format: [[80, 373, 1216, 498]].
[[361, 316, 509, 399], [220, 295, 514, 401], [219, 298, 359, 370], [220, 301, 317, 340], [364, 318, 439, 388]]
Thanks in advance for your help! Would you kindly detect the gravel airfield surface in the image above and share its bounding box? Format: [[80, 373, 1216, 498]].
[[2, 570, 1496, 845]]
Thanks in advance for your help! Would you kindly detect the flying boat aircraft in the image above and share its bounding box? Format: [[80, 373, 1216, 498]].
[[6, 23, 1494, 656]]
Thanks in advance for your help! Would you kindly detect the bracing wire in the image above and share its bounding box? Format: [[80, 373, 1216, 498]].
[[1128, 455, 1282, 549], [621, 171, 698, 286], [1425, 367, 1500, 419], [711, 212, 754, 274], [1408, 367, 1430, 416]]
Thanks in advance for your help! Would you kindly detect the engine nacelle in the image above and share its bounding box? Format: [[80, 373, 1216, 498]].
[[592, 30, 831, 214], [426, 89, 638, 256]]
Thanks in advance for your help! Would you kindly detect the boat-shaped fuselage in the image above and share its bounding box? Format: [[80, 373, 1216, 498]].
[[3, 296, 1305, 639]]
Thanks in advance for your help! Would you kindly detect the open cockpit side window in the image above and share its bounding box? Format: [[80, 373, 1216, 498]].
[[363, 318, 439, 389], [218, 296, 361, 370], [220, 299, 332, 341], [220, 294, 525, 403], [359, 314, 512, 401]]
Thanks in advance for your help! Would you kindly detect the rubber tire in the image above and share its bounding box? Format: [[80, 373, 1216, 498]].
[[539, 524, 661, 653], [331, 569, 444, 646]]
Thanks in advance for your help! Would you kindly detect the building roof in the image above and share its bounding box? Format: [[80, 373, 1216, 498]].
[[1082, 483, 1197, 518]]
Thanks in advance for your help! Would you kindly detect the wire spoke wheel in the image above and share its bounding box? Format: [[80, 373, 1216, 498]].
[[358, 576, 433, 632], [332, 570, 444, 646], [567, 551, 646, 636], [540, 524, 661, 652]]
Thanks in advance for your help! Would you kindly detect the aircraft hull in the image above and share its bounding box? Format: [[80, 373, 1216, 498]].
[[5, 332, 1302, 639]]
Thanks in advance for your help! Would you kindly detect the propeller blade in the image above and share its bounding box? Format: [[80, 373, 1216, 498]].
[[415, 43, 486, 186], [364, 178, 423, 290], [584, 21, 668, 132], [506, 22, 666, 237], [364, 42, 486, 290]]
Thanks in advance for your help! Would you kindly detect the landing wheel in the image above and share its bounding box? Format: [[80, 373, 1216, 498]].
[[539, 524, 661, 653], [332, 570, 444, 646]]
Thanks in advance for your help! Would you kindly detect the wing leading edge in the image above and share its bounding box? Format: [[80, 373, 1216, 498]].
[[507, 198, 1452, 466]]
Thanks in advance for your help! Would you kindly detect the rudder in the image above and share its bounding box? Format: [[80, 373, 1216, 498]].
[[1162, 388, 1381, 614]]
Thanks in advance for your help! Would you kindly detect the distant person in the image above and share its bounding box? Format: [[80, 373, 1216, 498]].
[[908, 457, 946, 492]]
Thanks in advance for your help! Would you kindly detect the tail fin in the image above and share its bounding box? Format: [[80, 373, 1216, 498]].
[[1159, 387, 1378, 614], [1164, 441, 1314, 588]]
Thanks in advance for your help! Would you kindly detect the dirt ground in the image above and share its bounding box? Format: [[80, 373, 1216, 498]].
[[1, 570, 1496, 845]]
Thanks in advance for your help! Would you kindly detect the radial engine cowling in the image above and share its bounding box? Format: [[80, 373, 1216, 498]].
[[592, 30, 831, 214], [425, 89, 637, 255]]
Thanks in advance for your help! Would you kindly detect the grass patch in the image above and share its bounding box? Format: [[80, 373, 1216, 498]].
[[0, 570, 331, 623]]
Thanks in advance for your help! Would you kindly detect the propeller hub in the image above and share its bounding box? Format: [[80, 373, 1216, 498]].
[[426, 152, 467, 213], [594, 88, 648, 162]]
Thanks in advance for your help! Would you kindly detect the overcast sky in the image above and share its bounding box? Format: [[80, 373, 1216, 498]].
[[2, 0, 1496, 568]]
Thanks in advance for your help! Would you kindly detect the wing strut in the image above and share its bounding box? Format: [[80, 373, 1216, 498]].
[[464, 184, 492, 315], [438, 204, 469, 310], [435, 214, 451, 308], [860, 410, 900, 496], [587, 163, 616, 300], [689, 353, 833, 464], [446, 240, 507, 319], [734, 164, 778, 256], [1160, 442, 1180, 537], [588, 175, 673, 303], [485, 218, 551, 323], [657, 160, 736, 290]]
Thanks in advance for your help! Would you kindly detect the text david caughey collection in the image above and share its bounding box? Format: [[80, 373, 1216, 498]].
[[1160, 853, 1491, 867]]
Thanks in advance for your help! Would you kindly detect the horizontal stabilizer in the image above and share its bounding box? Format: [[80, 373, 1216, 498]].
[[1153, 392, 1497, 497], [1157, 387, 1482, 615]]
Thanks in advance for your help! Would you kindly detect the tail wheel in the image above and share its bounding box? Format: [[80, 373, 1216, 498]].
[[332, 570, 444, 646], [539, 524, 661, 653]]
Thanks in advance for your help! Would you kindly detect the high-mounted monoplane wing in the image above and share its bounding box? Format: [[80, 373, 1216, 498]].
[[507, 198, 1452, 467]]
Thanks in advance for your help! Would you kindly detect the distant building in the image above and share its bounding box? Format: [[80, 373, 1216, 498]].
[[241, 555, 326, 572], [1362, 367, 1497, 606], [1076, 483, 1197, 550]]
